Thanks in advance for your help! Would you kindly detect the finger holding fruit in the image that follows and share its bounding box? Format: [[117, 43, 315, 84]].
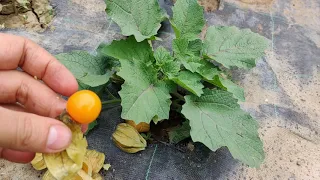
[[0, 33, 78, 163]]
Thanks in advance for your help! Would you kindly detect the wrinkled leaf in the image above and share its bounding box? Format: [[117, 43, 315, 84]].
[[78, 81, 106, 95], [105, 0, 167, 42], [195, 60, 220, 80], [154, 46, 180, 77], [42, 170, 56, 180], [31, 153, 46, 170], [98, 36, 153, 63], [154, 46, 174, 65], [181, 89, 265, 167], [208, 75, 245, 101], [187, 39, 202, 56], [32, 112, 109, 180], [92, 173, 103, 180], [84, 150, 105, 173], [181, 56, 203, 73], [203, 26, 269, 69], [112, 123, 147, 153], [82, 160, 93, 177], [172, 38, 203, 72], [171, 0, 205, 40], [117, 59, 173, 124], [43, 151, 81, 180], [74, 169, 92, 180], [173, 38, 189, 58], [56, 51, 112, 87], [171, 70, 204, 96], [65, 121, 88, 166]]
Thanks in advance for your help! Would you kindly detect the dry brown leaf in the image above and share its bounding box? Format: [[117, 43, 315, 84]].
[[103, 164, 111, 171], [31, 111, 109, 180], [92, 173, 103, 180], [82, 160, 93, 177], [112, 123, 147, 153], [42, 170, 57, 180], [73, 169, 93, 180], [31, 153, 46, 170], [84, 150, 105, 174], [43, 151, 81, 180], [66, 122, 88, 166]]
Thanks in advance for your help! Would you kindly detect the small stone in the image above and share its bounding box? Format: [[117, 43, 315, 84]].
[[187, 142, 195, 151]]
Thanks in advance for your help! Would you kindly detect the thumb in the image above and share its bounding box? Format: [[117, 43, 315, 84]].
[[0, 106, 72, 153]]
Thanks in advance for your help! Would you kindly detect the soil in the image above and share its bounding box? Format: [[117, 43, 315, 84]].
[[239, 0, 274, 5], [172, 0, 220, 12], [0, 0, 54, 32], [223, 0, 275, 12], [198, 0, 220, 12]]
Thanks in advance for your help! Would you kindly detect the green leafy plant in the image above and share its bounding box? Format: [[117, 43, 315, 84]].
[[56, 0, 269, 168]]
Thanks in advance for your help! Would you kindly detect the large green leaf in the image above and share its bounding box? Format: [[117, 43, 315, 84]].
[[181, 89, 265, 167], [105, 0, 167, 42], [98, 36, 153, 63], [78, 81, 106, 96], [56, 51, 111, 87], [117, 59, 173, 124], [171, 0, 205, 40], [202, 26, 269, 69], [171, 70, 204, 97]]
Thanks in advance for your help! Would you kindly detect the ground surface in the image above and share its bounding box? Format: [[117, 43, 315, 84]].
[[0, 0, 54, 31], [0, 0, 320, 179]]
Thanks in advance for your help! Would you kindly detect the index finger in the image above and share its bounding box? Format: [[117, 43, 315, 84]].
[[0, 33, 78, 96]]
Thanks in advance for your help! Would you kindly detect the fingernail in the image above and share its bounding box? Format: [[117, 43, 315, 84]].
[[46, 125, 71, 150]]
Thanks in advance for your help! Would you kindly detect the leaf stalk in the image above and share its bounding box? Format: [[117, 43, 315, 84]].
[[101, 99, 121, 105]]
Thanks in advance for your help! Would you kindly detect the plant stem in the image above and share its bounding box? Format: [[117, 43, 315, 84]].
[[110, 74, 124, 84], [171, 100, 182, 110], [101, 99, 121, 105], [171, 92, 185, 102], [105, 87, 117, 100], [13, 0, 17, 15]]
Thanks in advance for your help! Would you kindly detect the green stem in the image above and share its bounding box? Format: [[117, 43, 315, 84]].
[[110, 74, 124, 84], [105, 87, 117, 100], [101, 99, 121, 105], [171, 101, 182, 111], [171, 92, 185, 102]]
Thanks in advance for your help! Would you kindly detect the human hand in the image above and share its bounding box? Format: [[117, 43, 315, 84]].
[[0, 33, 86, 163]]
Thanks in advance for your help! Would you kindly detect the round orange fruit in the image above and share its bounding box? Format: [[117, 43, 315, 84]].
[[66, 90, 102, 124]]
